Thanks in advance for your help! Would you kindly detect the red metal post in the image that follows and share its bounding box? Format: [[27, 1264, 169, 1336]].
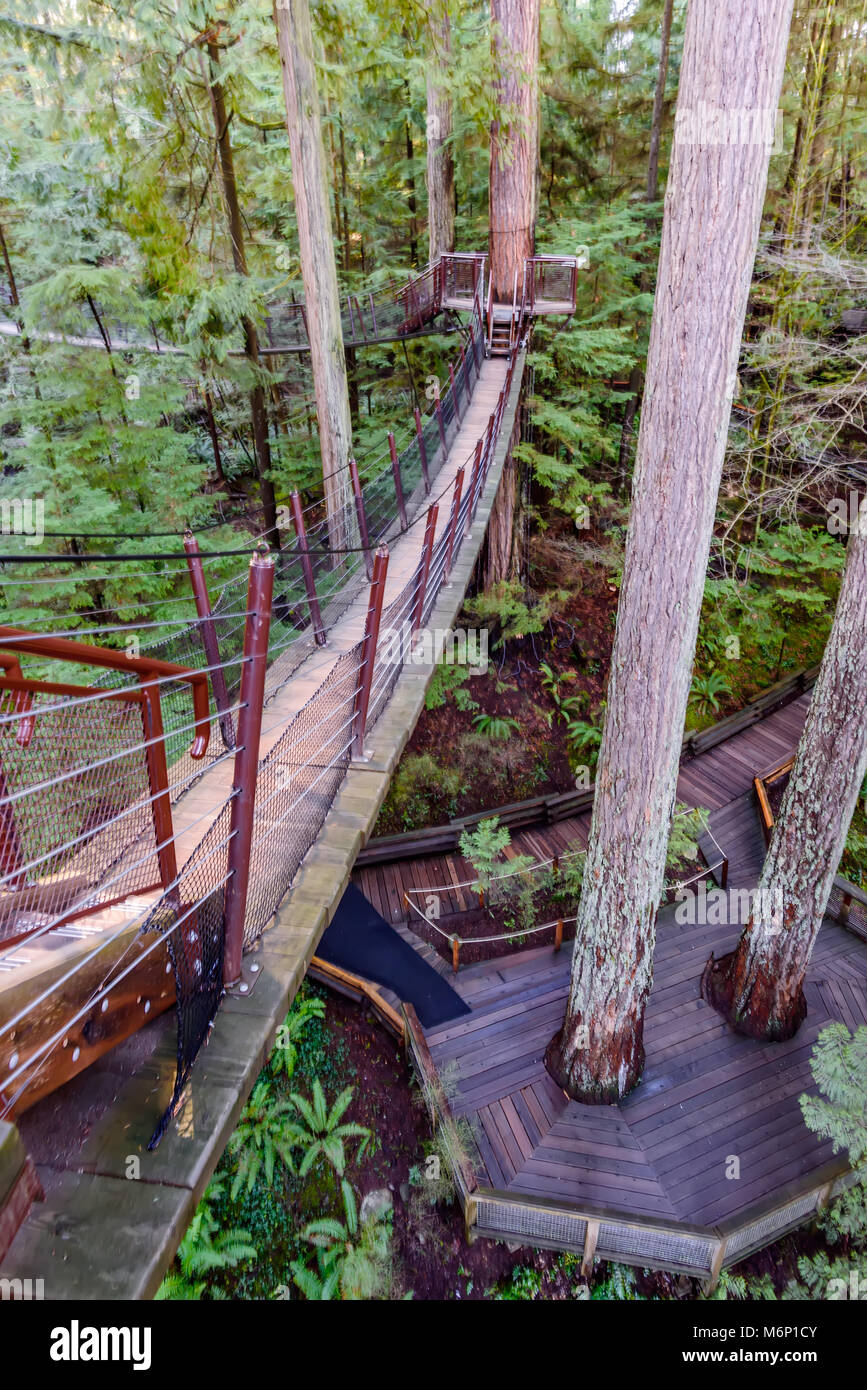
[[352, 545, 389, 758], [445, 467, 465, 576], [348, 456, 373, 579], [413, 407, 431, 493], [389, 432, 408, 529], [465, 437, 484, 535], [449, 363, 461, 424], [138, 679, 180, 904], [369, 292, 378, 337], [460, 344, 468, 394], [412, 504, 439, 633], [289, 491, 326, 646], [223, 547, 274, 986], [184, 531, 236, 752]]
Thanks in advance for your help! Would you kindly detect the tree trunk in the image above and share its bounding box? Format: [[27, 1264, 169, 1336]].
[[489, 0, 540, 303], [404, 85, 419, 269], [546, 0, 795, 1105], [272, 0, 355, 549], [702, 518, 867, 1040], [425, 0, 456, 264], [207, 40, 281, 552], [646, 0, 675, 203]]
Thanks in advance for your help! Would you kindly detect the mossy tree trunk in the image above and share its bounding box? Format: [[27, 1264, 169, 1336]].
[[273, 0, 355, 549], [703, 517, 867, 1039], [489, 0, 540, 304], [426, 0, 456, 264], [206, 39, 281, 551], [546, 0, 795, 1104]]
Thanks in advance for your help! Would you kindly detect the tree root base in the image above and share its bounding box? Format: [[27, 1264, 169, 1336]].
[[544, 1028, 644, 1105], [700, 951, 807, 1042]]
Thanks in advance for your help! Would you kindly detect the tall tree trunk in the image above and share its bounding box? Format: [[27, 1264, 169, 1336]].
[[621, 3, 675, 486], [546, 0, 795, 1105], [273, 0, 355, 548], [404, 83, 419, 269], [489, 0, 540, 303], [207, 39, 281, 552], [702, 517, 867, 1040], [425, 1, 456, 263], [646, 0, 675, 202]]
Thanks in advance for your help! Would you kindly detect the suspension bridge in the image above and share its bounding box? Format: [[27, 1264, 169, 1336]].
[[0, 251, 579, 1296]]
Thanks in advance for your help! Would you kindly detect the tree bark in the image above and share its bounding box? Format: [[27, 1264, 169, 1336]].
[[646, 0, 675, 203], [272, 0, 355, 548], [207, 40, 281, 551], [546, 0, 795, 1104], [426, 1, 456, 264], [702, 517, 867, 1040], [489, 0, 540, 303], [405, 85, 419, 269]]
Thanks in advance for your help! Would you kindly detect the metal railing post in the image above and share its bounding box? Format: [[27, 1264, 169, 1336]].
[[348, 457, 373, 579], [352, 545, 389, 758], [460, 344, 468, 395], [289, 491, 327, 646], [445, 466, 465, 576], [465, 436, 485, 535], [412, 504, 439, 633], [183, 530, 236, 752], [435, 398, 447, 459], [139, 679, 180, 905], [223, 546, 274, 986], [449, 363, 461, 424], [388, 432, 408, 529], [414, 407, 431, 492]]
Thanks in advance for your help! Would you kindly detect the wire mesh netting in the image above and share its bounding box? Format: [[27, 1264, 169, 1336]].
[[0, 685, 163, 945]]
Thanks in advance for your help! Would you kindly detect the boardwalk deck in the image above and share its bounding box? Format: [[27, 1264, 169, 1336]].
[[353, 692, 813, 921], [354, 685, 867, 1250], [423, 909, 867, 1229]]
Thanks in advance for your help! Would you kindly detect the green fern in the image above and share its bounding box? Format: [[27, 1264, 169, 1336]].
[[227, 1080, 300, 1200], [290, 1179, 394, 1301], [288, 1079, 371, 1177]]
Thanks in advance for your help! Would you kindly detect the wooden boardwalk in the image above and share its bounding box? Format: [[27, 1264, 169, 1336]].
[[352, 686, 867, 1238], [353, 692, 812, 921], [427, 909, 867, 1227]]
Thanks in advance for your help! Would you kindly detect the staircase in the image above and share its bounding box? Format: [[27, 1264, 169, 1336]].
[[488, 310, 513, 357]]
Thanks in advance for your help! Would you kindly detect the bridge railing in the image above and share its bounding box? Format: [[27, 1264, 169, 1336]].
[[0, 631, 213, 950], [524, 255, 579, 314], [0, 311, 520, 1134], [440, 253, 487, 306]]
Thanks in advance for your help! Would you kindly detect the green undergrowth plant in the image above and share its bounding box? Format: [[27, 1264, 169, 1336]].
[[464, 579, 562, 648], [155, 1179, 257, 1301], [289, 1179, 395, 1301], [288, 1079, 370, 1178], [424, 662, 479, 711], [472, 713, 520, 742], [376, 753, 465, 833]]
